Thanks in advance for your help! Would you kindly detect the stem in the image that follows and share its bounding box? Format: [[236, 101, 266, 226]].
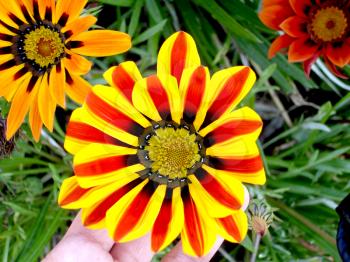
[[250, 233, 262, 262]]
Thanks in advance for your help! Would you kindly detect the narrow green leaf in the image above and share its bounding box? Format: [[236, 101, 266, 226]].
[[99, 0, 134, 7], [132, 19, 168, 45]]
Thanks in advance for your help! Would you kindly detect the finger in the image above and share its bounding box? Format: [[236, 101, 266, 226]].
[[162, 238, 224, 262], [63, 211, 115, 251], [110, 233, 154, 262]]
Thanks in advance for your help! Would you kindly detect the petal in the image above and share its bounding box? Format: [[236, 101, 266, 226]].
[[62, 15, 97, 40], [85, 85, 150, 144], [181, 188, 216, 257], [325, 41, 350, 68], [63, 52, 92, 75], [38, 73, 56, 131], [189, 167, 244, 217], [64, 70, 91, 104], [0, 62, 26, 99], [65, 108, 135, 155], [28, 94, 43, 141], [16, 0, 35, 24], [55, 0, 87, 26], [204, 158, 266, 185], [324, 56, 348, 79], [58, 173, 140, 209], [49, 63, 65, 108], [157, 31, 201, 84], [0, 1, 28, 26], [268, 34, 295, 59], [199, 107, 263, 147], [303, 51, 321, 77], [132, 74, 181, 123], [215, 210, 248, 243], [262, 0, 290, 8], [200, 67, 256, 129], [288, 38, 319, 62], [289, 0, 313, 17], [151, 188, 184, 252], [179, 66, 210, 130], [81, 177, 142, 229], [279, 16, 308, 38], [6, 75, 38, 140], [73, 143, 144, 188], [58, 176, 91, 209], [107, 180, 166, 242], [38, 0, 55, 21], [258, 5, 294, 30], [103, 61, 142, 104], [68, 30, 131, 57]]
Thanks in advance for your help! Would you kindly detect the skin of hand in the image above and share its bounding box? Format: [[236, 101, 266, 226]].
[[43, 212, 223, 262]]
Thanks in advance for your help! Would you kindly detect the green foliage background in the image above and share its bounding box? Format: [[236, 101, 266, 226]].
[[1, 0, 350, 261]]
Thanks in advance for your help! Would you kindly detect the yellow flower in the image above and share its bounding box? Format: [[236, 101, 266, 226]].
[[58, 31, 266, 257], [0, 0, 131, 141]]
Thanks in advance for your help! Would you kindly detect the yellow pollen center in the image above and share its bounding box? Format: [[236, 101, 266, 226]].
[[24, 27, 65, 67], [146, 128, 200, 179], [311, 7, 348, 42]]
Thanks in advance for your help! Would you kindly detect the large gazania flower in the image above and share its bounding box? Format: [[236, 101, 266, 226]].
[[0, 0, 131, 141], [58, 32, 266, 257], [259, 0, 350, 77]]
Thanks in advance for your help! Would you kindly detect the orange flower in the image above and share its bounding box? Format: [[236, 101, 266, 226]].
[[0, 0, 131, 141], [58, 32, 266, 257], [259, 0, 350, 77]]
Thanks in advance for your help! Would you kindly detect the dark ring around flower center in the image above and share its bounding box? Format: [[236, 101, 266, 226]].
[[12, 20, 66, 76]]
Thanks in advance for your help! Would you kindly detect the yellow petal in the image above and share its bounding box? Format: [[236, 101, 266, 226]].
[[49, 63, 66, 108], [38, 73, 56, 131], [28, 94, 43, 141], [63, 52, 92, 75]]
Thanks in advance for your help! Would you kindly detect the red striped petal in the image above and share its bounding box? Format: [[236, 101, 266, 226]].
[[217, 216, 242, 241], [83, 178, 141, 226], [183, 66, 206, 123], [194, 168, 241, 210], [146, 75, 171, 120], [182, 188, 205, 256], [171, 32, 187, 84], [114, 182, 155, 241], [74, 155, 139, 177], [66, 121, 133, 147], [208, 156, 264, 173], [59, 183, 90, 206], [86, 91, 144, 136], [202, 68, 252, 127], [203, 119, 262, 147], [111, 65, 135, 103], [151, 196, 172, 251]]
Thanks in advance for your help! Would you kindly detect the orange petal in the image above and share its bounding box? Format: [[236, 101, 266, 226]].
[[288, 38, 319, 62], [258, 5, 294, 30], [268, 34, 295, 59], [6, 75, 38, 140], [63, 52, 92, 75], [262, 0, 289, 8], [279, 16, 308, 38], [28, 94, 43, 141], [289, 0, 313, 17], [55, 0, 87, 26], [62, 15, 97, 40], [65, 71, 91, 104], [325, 41, 350, 68], [68, 30, 131, 57], [38, 73, 56, 131], [49, 63, 66, 108], [37, 0, 55, 21]]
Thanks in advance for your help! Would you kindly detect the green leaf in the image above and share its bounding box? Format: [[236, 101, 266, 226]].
[[98, 0, 134, 7], [193, 0, 261, 43], [132, 19, 168, 45]]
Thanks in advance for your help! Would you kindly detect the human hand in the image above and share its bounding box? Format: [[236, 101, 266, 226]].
[[43, 212, 223, 262]]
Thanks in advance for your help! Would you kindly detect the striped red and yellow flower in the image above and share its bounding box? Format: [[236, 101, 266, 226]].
[[0, 0, 131, 141], [259, 0, 350, 77], [58, 31, 266, 257]]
